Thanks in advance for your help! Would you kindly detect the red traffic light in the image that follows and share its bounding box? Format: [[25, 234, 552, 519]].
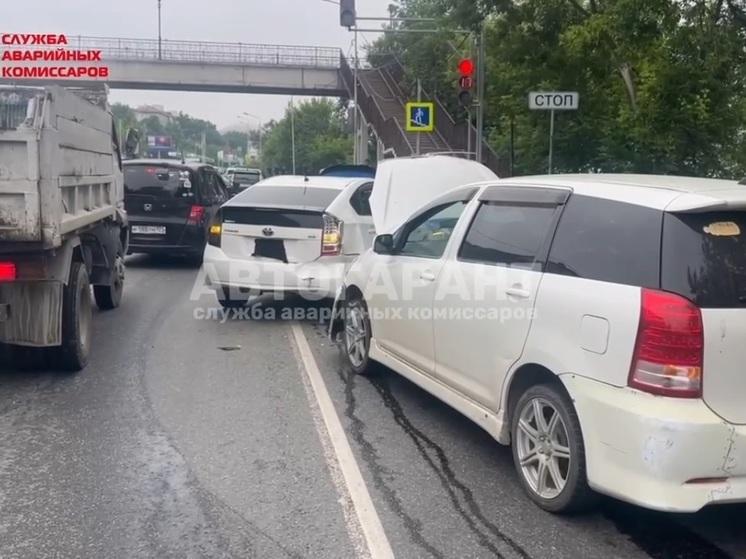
[[458, 59, 474, 76]]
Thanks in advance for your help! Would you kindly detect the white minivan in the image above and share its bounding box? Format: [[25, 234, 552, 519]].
[[330, 159, 746, 515]]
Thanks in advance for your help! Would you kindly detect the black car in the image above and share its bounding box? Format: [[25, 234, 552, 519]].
[[225, 169, 262, 197], [124, 160, 228, 260]]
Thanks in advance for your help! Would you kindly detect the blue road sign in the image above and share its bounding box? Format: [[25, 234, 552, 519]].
[[405, 102, 434, 132]]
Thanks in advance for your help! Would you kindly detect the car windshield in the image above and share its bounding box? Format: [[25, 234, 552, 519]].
[[124, 165, 192, 197]]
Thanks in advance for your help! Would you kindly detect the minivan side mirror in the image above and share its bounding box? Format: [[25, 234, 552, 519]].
[[373, 234, 394, 254]]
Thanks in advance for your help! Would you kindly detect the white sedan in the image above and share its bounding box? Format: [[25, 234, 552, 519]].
[[330, 158, 746, 515], [202, 175, 375, 306]]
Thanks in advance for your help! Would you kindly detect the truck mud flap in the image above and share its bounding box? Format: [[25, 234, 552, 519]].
[[0, 282, 62, 346]]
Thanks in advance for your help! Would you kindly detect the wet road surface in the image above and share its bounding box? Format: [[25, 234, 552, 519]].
[[0, 256, 745, 559]]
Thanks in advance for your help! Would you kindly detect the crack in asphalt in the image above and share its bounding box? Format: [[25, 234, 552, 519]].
[[334, 358, 448, 559], [368, 374, 532, 559], [332, 338, 531, 559]]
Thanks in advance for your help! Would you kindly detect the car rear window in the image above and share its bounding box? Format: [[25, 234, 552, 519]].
[[229, 185, 341, 209], [232, 171, 261, 185], [662, 211, 746, 308], [124, 165, 192, 197]]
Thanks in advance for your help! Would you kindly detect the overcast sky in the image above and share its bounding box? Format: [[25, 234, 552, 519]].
[[3, 0, 391, 129]]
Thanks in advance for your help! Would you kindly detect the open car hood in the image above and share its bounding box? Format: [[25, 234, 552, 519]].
[[369, 156, 498, 234]]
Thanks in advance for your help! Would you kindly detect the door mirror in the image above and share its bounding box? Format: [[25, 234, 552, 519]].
[[373, 234, 394, 254]]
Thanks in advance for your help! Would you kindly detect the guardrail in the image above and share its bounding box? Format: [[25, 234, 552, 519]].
[[3, 36, 342, 68]]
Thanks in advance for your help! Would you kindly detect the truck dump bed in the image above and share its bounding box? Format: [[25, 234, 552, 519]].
[[0, 85, 122, 249]]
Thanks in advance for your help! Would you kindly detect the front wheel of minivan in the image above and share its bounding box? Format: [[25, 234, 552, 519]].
[[342, 297, 375, 376], [511, 383, 598, 514]]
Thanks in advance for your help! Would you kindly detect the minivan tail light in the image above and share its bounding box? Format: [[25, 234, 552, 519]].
[[322, 213, 343, 256], [188, 205, 206, 223], [0, 262, 16, 281], [628, 288, 703, 398], [208, 209, 222, 248]]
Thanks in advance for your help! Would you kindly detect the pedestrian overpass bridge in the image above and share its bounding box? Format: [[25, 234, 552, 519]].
[[0, 36, 348, 96]]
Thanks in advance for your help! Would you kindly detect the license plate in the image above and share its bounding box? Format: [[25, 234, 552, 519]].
[[132, 225, 166, 235]]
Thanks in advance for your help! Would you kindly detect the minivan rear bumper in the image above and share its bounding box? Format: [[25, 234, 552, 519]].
[[202, 244, 352, 300], [562, 374, 746, 513]]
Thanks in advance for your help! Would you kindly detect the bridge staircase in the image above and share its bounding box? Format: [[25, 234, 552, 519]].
[[339, 54, 509, 176]]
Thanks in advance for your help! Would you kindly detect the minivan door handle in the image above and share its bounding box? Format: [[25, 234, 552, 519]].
[[420, 271, 436, 282], [505, 287, 530, 299]]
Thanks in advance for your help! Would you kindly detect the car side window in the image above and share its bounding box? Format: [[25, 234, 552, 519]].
[[398, 201, 468, 259], [349, 182, 373, 216], [198, 169, 220, 204], [545, 195, 661, 288], [458, 202, 558, 269], [209, 170, 228, 202]]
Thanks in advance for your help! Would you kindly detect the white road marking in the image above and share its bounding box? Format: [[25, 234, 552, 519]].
[[289, 322, 395, 559]]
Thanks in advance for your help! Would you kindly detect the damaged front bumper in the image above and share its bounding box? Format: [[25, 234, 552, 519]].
[[327, 285, 346, 342]]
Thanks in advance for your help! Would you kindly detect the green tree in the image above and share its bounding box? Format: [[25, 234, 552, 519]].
[[368, 0, 746, 177], [261, 99, 353, 175]]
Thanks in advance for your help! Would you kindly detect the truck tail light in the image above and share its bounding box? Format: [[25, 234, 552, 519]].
[[208, 209, 222, 248], [322, 213, 343, 256], [188, 205, 206, 223], [628, 288, 703, 398], [0, 262, 16, 281]]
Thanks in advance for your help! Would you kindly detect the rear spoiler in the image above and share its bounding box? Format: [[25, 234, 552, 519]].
[[666, 189, 746, 213]]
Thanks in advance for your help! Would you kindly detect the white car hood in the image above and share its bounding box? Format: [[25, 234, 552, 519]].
[[369, 156, 498, 234]]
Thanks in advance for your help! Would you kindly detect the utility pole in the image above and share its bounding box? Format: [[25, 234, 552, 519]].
[[339, 0, 361, 164], [475, 24, 486, 163], [290, 97, 297, 174], [157, 0, 162, 59], [353, 25, 360, 164], [416, 78, 421, 155]]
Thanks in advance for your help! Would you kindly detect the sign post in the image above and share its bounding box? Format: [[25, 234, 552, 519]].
[[528, 91, 579, 174], [405, 101, 435, 136]]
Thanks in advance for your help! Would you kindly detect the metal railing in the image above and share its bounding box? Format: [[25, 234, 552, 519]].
[[3, 36, 342, 68], [339, 54, 413, 158]]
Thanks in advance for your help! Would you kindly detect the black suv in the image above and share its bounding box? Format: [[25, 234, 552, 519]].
[[124, 160, 228, 260]]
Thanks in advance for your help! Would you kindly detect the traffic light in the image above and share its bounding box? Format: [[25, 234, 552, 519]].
[[457, 58, 474, 106], [340, 0, 356, 28]]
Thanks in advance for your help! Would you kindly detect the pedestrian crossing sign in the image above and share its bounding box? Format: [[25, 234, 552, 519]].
[[405, 102, 434, 132]]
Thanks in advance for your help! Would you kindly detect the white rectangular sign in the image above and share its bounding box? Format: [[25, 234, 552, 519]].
[[528, 91, 579, 110]]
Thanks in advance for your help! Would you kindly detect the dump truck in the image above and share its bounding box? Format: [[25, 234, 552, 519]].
[[0, 85, 134, 371]]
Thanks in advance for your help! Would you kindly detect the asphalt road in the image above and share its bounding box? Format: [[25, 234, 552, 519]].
[[1, 256, 745, 559]]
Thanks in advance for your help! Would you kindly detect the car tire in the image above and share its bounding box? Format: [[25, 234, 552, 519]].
[[510, 383, 598, 514], [93, 241, 125, 310], [342, 297, 375, 376], [53, 261, 92, 372]]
